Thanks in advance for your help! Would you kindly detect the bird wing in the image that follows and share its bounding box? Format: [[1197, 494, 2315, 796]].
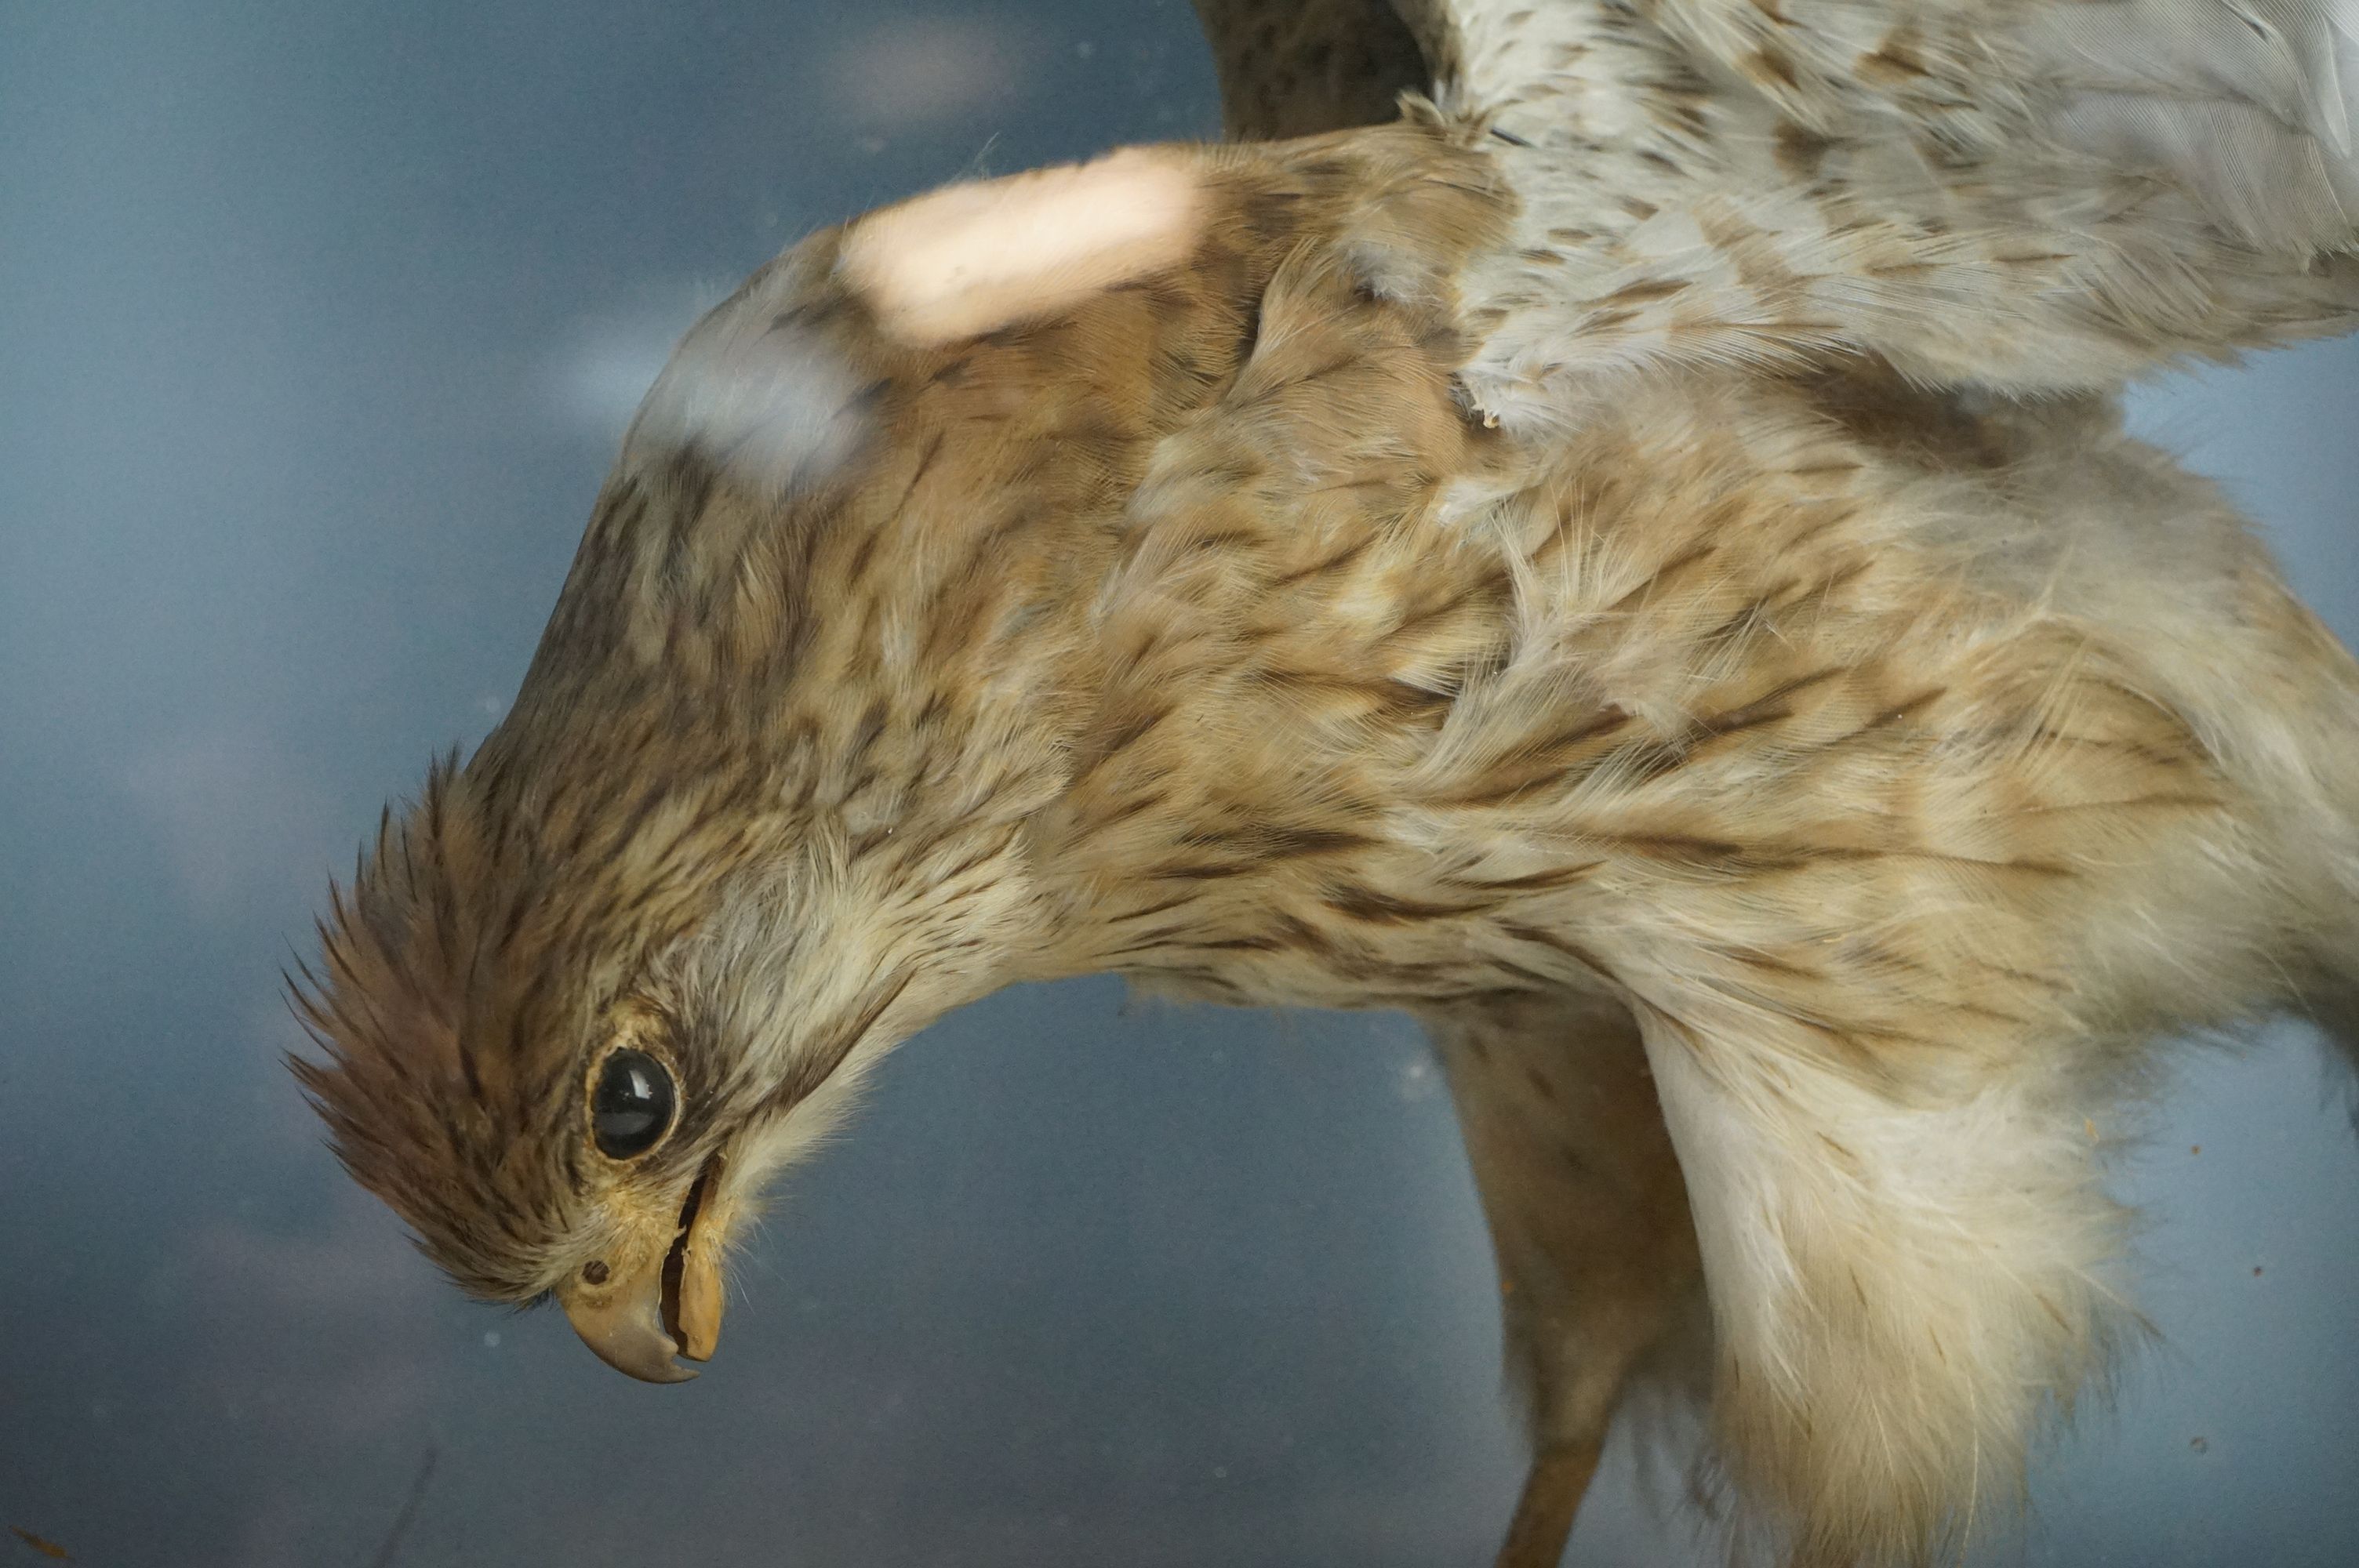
[[1197, 0, 2359, 405], [1192, 0, 1434, 139]]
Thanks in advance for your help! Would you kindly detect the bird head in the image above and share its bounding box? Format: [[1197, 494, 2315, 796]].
[[291, 724, 980, 1380], [292, 123, 1510, 1381]]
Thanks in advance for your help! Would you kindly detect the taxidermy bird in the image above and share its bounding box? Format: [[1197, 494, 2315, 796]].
[[293, 1, 2359, 1562]]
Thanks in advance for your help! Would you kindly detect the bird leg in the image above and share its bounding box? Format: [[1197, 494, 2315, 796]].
[[1496, 1439, 1604, 1568], [1631, 1004, 2125, 1564], [1424, 991, 1704, 1568]]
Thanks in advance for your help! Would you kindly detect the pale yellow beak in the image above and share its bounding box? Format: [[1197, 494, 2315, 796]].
[[558, 1155, 728, 1384]]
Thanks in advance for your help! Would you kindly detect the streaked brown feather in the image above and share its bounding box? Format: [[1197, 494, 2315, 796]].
[[294, 36, 2359, 1567]]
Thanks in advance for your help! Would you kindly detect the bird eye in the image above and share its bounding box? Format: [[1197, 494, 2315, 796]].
[[591, 1047, 676, 1160]]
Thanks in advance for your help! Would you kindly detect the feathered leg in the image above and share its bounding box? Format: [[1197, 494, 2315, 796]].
[[1425, 992, 1704, 1568], [1630, 1004, 2132, 1566]]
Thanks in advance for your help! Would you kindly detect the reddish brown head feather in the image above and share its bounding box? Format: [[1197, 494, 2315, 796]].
[[287, 760, 587, 1298]]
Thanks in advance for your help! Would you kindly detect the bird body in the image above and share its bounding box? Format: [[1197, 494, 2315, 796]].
[[296, 3, 2359, 1563]]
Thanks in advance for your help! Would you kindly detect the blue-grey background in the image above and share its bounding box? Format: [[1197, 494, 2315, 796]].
[[2, 3, 2353, 1564]]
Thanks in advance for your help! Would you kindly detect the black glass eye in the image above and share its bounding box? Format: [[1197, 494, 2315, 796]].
[[591, 1048, 676, 1160]]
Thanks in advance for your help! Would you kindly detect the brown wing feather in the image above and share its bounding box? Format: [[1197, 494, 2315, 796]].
[[1209, 0, 2359, 400], [1190, 0, 1433, 139]]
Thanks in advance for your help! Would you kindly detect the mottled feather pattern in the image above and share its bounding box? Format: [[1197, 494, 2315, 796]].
[[300, 7, 2359, 1565], [1402, 0, 2359, 416]]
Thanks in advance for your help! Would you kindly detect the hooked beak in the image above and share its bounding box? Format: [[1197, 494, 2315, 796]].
[[558, 1155, 728, 1384]]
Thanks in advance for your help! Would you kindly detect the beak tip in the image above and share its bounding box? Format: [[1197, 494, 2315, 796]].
[[580, 1330, 701, 1384], [562, 1283, 705, 1385]]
